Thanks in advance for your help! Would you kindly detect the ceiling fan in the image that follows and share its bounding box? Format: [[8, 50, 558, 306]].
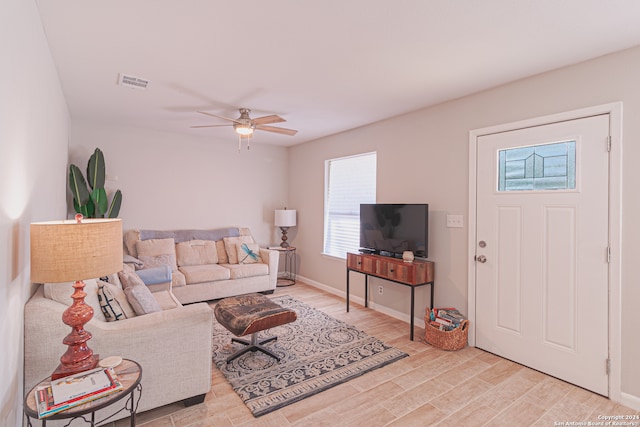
[[191, 108, 297, 150]]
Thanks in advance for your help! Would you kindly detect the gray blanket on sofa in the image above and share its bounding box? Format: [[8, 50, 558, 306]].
[[140, 227, 240, 243]]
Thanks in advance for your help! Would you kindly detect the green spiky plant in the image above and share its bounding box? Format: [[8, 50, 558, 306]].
[[68, 148, 122, 218]]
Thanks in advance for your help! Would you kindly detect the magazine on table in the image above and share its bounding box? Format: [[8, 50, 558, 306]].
[[51, 367, 114, 403], [36, 367, 123, 418]]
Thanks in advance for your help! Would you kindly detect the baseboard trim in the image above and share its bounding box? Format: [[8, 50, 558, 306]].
[[618, 392, 640, 411], [296, 275, 426, 329]]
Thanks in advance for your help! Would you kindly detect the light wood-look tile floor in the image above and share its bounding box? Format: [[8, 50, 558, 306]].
[[113, 282, 639, 426]]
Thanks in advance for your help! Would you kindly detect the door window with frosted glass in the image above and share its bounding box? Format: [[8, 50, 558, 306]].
[[498, 141, 576, 191]]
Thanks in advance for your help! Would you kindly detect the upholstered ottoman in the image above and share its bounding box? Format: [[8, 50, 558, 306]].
[[214, 293, 297, 363]]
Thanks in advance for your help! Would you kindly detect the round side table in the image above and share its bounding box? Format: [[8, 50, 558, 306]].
[[273, 246, 297, 287], [24, 359, 142, 427]]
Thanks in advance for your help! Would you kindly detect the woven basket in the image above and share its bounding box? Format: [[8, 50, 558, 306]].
[[424, 319, 469, 351]]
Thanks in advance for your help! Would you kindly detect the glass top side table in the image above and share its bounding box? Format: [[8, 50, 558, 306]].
[[270, 246, 297, 287]]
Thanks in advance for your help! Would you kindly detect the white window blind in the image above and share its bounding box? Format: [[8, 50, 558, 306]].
[[323, 152, 376, 258]]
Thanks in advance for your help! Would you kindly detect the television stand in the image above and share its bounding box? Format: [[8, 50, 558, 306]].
[[346, 252, 434, 341]]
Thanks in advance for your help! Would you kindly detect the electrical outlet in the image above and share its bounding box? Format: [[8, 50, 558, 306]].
[[378, 285, 383, 295]]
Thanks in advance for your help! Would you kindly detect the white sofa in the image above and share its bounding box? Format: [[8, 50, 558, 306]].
[[123, 227, 279, 304], [24, 276, 213, 425]]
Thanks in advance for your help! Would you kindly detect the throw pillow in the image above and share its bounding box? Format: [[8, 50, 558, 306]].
[[138, 254, 177, 271], [123, 229, 141, 258], [223, 236, 255, 264], [175, 240, 218, 266], [97, 280, 136, 321], [236, 243, 262, 264], [136, 238, 177, 271], [118, 271, 162, 315], [215, 240, 228, 264], [122, 262, 135, 274], [105, 270, 124, 288], [123, 254, 144, 270]]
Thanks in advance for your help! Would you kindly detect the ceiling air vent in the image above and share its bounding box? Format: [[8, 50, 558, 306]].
[[117, 73, 150, 90]]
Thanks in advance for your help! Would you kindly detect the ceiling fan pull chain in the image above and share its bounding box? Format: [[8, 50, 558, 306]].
[[247, 136, 251, 150], [238, 135, 241, 152]]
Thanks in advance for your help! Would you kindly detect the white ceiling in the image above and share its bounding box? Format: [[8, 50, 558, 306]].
[[36, 0, 640, 147]]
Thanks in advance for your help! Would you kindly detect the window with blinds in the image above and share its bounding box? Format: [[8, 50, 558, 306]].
[[323, 152, 376, 258]]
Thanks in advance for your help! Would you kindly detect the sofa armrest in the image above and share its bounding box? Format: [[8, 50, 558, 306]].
[[260, 248, 280, 289], [24, 286, 213, 416]]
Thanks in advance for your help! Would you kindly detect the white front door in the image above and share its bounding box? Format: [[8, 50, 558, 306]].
[[474, 114, 610, 395]]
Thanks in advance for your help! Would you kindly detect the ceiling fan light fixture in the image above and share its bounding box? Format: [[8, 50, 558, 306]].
[[193, 108, 297, 140], [234, 123, 254, 136]]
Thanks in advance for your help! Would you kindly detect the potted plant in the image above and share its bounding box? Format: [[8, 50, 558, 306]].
[[68, 148, 122, 218]]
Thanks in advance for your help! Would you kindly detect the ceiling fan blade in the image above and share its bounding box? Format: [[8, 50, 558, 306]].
[[197, 111, 240, 123], [256, 125, 298, 136], [251, 115, 285, 125], [190, 124, 234, 128]]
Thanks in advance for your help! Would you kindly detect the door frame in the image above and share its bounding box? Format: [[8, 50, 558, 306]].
[[468, 102, 622, 400]]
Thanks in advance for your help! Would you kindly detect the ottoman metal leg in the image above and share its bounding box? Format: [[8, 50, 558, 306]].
[[227, 333, 280, 363]]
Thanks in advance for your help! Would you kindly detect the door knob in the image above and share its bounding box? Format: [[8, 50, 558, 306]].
[[476, 255, 487, 263]]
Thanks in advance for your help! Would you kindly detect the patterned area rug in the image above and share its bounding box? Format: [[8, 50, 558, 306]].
[[211, 295, 408, 417]]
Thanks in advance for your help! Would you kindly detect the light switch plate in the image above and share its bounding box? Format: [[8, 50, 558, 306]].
[[446, 214, 464, 228]]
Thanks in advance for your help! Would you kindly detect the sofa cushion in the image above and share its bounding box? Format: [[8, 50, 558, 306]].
[[223, 236, 255, 264], [136, 238, 178, 272], [236, 243, 262, 264], [97, 280, 136, 321], [118, 271, 162, 315], [43, 279, 106, 322], [179, 264, 231, 285], [176, 240, 218, 266], [226, 263, 269, 279], [152, 290, 182, 310]]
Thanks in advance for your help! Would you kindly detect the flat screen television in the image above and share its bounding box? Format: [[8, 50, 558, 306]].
[[359, 203, 429, 259]]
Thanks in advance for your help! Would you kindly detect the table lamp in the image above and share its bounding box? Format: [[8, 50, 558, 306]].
[[30, 214, 123, 380], [274, 208, 296, 248]]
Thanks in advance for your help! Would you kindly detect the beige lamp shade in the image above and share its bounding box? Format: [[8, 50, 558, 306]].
[[30, 218, 123, 283], [275, 209, 297, 227]]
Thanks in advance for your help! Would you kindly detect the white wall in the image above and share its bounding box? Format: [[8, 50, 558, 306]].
[[289, 45, 640, 404], [0, 0, 69, 424], [69, 122, 290, 246]]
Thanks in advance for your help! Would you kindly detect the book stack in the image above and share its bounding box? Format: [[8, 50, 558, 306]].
[[35, 367, 123, 419], [428, 307, 466, 331]]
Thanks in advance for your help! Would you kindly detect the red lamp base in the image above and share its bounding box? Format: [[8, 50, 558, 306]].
[[51, 279, 98, 380], [51, 355, 99, 380]]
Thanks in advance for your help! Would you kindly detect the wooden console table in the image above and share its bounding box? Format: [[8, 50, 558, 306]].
[[346, 252, 435, 341]]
